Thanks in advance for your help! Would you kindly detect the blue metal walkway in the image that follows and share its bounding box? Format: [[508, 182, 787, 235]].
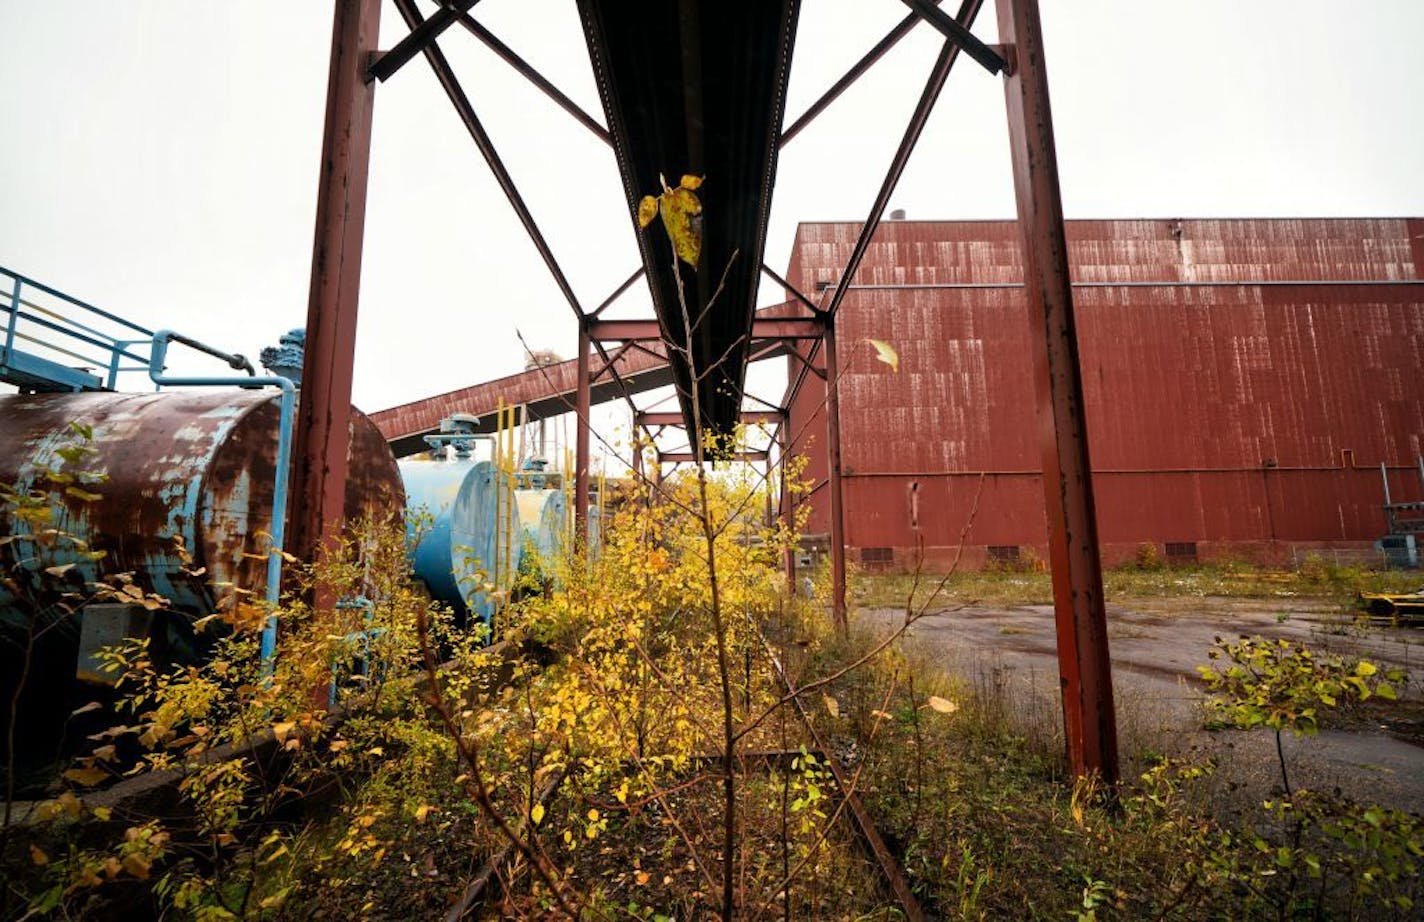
[[1, 266, 153, 393]]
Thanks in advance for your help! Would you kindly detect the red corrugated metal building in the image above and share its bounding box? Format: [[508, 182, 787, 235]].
[[783, 218, 1424, 570]]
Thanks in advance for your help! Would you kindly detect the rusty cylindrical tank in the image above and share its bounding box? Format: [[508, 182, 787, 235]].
[[0, 389, 405, 624]]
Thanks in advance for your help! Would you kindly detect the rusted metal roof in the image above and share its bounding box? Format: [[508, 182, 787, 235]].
[[577, 0, 801, 437]]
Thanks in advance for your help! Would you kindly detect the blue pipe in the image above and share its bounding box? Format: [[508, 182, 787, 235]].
[[149, 330, 295, 674]]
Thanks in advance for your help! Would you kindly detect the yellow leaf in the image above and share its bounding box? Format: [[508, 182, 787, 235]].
[[868, 338, 900, 373], [63, 766, 108, 787], [121, 853, 152, 880], [637, 195, 659, 229], [658, 186, 703, 267], [57, 791, 83, 817], [44, 563, 77, 577], [414, 804, 433, 824], [822, 695, 840, 719], [587, 808, 600, 822], [926, 695, 958, 715], [260, 888, 291, 910], [271, 721, 296, 743], [636, 870, 651, 885], [29, 844, 49, 866], [531, 803, 545, 826], [679, 174, 703, 190]]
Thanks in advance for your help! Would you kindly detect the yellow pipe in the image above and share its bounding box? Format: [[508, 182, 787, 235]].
[[494, 398, 505, 605], [504, 403, 514, 597]]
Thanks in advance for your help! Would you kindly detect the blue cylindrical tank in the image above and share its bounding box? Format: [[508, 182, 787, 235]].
[[399, 457, 512, 624], [514, 488, 565, 572]]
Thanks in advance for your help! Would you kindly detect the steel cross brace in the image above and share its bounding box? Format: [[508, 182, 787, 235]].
[[390, 0, 585, 321], [824, 0, 985, 322], [900, 0, 1006, 74], [659, 450, 769, 464], [637, 410, 783, 427], [368, 0, 481, 82], [781, 0, 949, 148], [588, 317, 822, 342]]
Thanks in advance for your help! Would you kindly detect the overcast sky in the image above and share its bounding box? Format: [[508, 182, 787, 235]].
[[3, 1, 1422, 457]]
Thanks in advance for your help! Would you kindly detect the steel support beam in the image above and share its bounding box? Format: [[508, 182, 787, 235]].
[[780, 1, 946, 148], [823, 317, 847, 633], [588, 266, 646, 319], [759, 263, 825, 315], [450, 11, 612, 145], [659, 451, 768, 464], [292, 0, 381, 574], [589, 316, 822, 342], [765, 455, 776, 527], [778, 421, 795, 588], [825, 0, 983, 322], [902, 0, 1006, 74], [393, 0, 583, 320], [575, 323, 591, 549], [368, 0, 479, 82], [998, 0, 1118, 785], [636, 410, 782, 427]]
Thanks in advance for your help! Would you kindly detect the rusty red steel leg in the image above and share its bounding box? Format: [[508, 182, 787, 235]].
[[997, 0, 1119, 784], [292, 0, 382, 598], [778, 420, 796, 589], [574, 322, 591, 550], [823, 317, 848, 633]]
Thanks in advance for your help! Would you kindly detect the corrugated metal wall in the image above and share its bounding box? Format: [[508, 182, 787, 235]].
[[784, 218, 1424, 568]]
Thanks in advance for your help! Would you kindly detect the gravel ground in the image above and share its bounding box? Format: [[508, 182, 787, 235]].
[[861, 598, 1424, 816]]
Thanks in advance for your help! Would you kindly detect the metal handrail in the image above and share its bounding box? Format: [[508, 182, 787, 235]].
[[9, 309, 152, 365], [0, 265, 152, 335], [2, 265, 157, 390]]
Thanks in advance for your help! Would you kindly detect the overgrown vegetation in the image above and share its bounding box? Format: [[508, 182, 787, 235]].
[[3, 472, 1422, 917]]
